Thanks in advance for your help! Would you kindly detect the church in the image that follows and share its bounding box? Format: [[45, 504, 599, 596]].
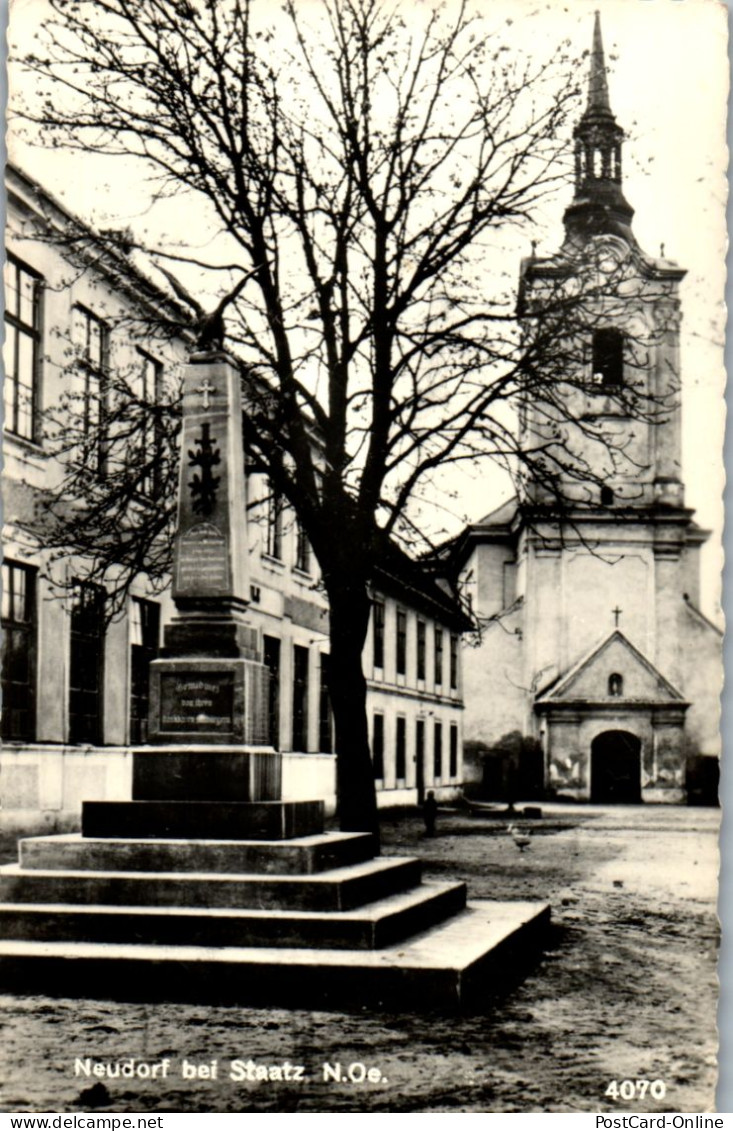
[[448, 16, 722, 804]]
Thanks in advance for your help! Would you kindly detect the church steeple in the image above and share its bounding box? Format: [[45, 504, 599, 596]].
[[587, 11, 611, 113], [563, 13, 636, 247]]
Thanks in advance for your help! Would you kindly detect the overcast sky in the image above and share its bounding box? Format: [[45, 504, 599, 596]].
[[5, 0, 728, 618]]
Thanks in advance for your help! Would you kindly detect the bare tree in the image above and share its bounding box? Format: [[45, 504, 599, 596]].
[[13, 0, 672, 834]]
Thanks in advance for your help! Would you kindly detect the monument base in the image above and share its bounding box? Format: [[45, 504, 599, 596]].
[[0, 820, 550, 1009], [81, 799, 323, 840], [132, 745, 282, 803]]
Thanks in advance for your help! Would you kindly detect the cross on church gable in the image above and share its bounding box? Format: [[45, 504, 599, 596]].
[[612, 606, 622, 627]]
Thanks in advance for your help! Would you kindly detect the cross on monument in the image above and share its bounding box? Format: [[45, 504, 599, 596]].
[[196, 378, 216, 409], [612, 606, 622, 627]]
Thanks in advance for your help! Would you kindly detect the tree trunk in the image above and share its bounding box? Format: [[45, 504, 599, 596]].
[[325, 580, 379, 844]]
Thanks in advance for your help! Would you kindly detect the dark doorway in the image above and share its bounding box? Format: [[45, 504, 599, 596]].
[[591, 730, 642, 803]]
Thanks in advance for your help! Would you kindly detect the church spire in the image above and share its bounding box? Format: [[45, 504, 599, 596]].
[[563, 13, 636, 247], [587, 11, 611, 114]]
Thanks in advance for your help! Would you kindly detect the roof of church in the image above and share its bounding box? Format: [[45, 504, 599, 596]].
[[474, 497, 519, 528], [431, 495, 519, 575], [561, 12, 636, 249], [683, 595, 724, 638]]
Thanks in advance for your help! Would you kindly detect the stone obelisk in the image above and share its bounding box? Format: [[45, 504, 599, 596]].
[[139, 348, 279, 807]]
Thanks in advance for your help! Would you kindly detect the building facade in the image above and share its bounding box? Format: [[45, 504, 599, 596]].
[[2, 164, 466, 832], [449, 18, 722, 804]]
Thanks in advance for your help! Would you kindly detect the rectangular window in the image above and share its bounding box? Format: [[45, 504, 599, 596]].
[[294, 517, 311, 573], [265, 483, 283, 560], [1, 561, 37, 740], [450, 633, 459, 690], [129, 598, 160, 744], [396, 716, 407, 781], [433, 720, 443, 780], [372, 713, 384, 779], [132, 350, 162, 498], [69, 581, 105, 744], [449, 723, 459, 778], [73, 306, 109, 473], [372, 599, 385, 669], [434, 627, 444, 686], [263, 635, 281, 749], [396, 609, 407, 676], [3, 255, 42, 441], [292, 644, 309, 751], [318, 654, 333, 753], [416, 718, 425, 796], [417, 620, 426, 681]]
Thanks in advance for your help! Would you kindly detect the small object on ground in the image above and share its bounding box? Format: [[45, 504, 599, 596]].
[[508, 824, 532, 853], [523, 806, 543, 819], [613, 879, 624, 888], [423, 790, 438, 837]]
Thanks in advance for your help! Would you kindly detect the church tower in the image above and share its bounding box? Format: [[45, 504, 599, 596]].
[[452, 15, 721, 803], [519, 10, 685, 515]]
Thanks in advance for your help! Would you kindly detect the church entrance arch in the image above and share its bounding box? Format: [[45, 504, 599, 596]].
[[590, 730, 642, 803]]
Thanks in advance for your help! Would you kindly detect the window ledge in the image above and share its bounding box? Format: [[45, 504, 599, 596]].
[[4, 432, 45, 458], [261, 554, 285, 570]]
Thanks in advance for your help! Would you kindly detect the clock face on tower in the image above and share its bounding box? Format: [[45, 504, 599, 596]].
[[590, 236, 628, 278]]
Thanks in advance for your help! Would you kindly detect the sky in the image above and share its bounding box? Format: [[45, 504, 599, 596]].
[[4, 0, 728, 619]]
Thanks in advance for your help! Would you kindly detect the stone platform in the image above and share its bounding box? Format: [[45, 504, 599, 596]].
[[0, 805, 550, 1010], [0, 900, 549, 1010]]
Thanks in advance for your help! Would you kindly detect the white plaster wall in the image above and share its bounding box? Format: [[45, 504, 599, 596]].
[[280, 753, 337, 816], [0, 746, 133, 833]]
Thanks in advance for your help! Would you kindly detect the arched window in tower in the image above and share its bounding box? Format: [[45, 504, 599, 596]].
[[592, 327, 624, 387], [608, 673, 623, 697]]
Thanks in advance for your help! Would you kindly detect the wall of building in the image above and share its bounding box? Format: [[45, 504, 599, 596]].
[[681, 606, 723, 757], [2, 171, 466, 830]]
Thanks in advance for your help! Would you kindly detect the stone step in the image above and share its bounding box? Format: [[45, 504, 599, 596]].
[[0, 856, 422, 912], [81, 799, 324, 841], [0, 881, 466, 950], [19, 832, 376, 876], [0, 901, 550, 1010]]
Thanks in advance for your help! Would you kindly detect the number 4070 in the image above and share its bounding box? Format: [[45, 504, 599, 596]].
[[605, 1080, 666, 1101]]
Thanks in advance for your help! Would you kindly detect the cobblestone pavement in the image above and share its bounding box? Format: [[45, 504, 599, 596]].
[[0, 804, 721, 1114]]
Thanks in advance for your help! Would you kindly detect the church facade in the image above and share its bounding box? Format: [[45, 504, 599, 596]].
[[449, 17, 722, 804]]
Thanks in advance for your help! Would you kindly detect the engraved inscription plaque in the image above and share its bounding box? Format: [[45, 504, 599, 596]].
[[176, 522, 230, 594], [159, 672, 235, 733]]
